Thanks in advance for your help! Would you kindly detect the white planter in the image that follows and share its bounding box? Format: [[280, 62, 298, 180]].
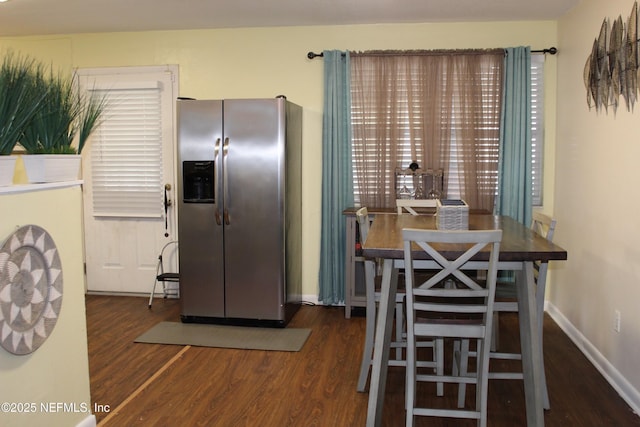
[[22, 154, 81, 183], [0, 155, 17, 186]]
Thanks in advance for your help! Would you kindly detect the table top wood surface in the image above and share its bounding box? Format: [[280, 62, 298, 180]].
[[362, 214, 568, 262]]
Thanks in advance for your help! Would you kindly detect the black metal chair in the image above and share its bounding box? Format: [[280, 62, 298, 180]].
[[148, 240, 180, 308]]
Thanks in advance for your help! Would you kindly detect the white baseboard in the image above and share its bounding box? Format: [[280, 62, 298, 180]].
[[75, 414, 96, 427], [301, 294, 347, 307], [87, 292, 323, 306], [86, 290, 152, 298], [89, 292, 320, 304], [301, 294, 321, 305], [545, 302, 640, 416]]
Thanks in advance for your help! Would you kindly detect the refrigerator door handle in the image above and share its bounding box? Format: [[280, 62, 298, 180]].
[[223, 137, 230, 225], [214, 137, 222, 226]]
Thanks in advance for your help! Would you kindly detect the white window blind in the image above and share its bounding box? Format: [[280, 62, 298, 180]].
[[531, 54, 545, 206], [90, 83, 164, 217]]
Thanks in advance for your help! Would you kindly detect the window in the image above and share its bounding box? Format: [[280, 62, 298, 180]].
[[351, 52, 545, 208], [531, 54, 545, 206], [88, 82, 163, 217], [76, 68, 176, 218], [350, 50, 504, 212]]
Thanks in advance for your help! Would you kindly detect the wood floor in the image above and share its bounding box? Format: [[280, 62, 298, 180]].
[[86, 295, 640, 426]]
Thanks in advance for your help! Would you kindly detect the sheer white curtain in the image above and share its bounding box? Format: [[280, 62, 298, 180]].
[[350, 50, 504, 212]]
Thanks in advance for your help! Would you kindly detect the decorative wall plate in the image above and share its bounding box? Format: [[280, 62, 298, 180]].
[[0, 225, 63, 355], [585, 1, 640, 113]]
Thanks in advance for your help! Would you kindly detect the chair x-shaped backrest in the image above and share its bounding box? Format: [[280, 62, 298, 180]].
[[403, 228, 503, 324], [396, 199, 437, 215], [404, 229, 502, 292], [355, 207, 370, 242], [531, 211, 556, 243]]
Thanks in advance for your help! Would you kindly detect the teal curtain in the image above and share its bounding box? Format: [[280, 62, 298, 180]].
[[318, 50, 353, 305], [496, 46, 532, 226]]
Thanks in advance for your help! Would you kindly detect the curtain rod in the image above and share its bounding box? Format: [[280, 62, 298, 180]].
[[306, 47, 557, 59]]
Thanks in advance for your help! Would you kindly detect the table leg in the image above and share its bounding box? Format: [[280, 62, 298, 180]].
[[516, 261, 545, 426], [536, 262, 551, 410], [366, 258, 398, 427]]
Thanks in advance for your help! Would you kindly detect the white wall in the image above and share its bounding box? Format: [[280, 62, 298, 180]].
[[553, 0, 640, 412]]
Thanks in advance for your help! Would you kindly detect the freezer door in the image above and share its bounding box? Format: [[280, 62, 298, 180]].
[[222, 99, 286, 321], [177, 99, 226, 318]]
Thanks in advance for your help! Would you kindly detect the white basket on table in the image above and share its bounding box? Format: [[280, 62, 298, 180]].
[[436, 199, 469, 230]]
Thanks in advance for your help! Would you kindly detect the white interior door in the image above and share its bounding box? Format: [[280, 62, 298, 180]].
[[78, 66, 179, 294]]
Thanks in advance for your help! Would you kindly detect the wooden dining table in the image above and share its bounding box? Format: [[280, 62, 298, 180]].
[[361, 213, 568, 427]]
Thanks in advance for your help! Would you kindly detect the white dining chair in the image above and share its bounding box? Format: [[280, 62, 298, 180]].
[[492, 212, 556, 408], [396, 198, 437, 215], [355, 207, 442, 393], [403, 228, 502, 427], [356, 207, 408, 391], [148, 240, 180, 308], [457, 211, 556, 410], [395, 197, 445, 358]]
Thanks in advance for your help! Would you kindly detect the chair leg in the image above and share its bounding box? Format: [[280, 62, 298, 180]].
[[536, 264, 551, 410], [541, 357, 550, 410], [452, 339, 461, 376], [539, 314, 550, 409], [405, 325, 416, 427], [476, 338, 489, 427], [395, 302, 404, 360], [148, 280, 157, 308], [162, 280, 167, 298], [357, 260, 377, 392], [436, 337, 444, 396], [491, 312, 499, 351], [149, 257, 162, 309], [358, 261, 411, 392], [456, 339, 470, 407]]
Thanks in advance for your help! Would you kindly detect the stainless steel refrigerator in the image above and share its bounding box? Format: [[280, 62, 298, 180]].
[[177, 97, 302, 327]]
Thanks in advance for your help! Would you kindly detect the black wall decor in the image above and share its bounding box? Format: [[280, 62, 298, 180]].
[[585, 1, 639, 113]]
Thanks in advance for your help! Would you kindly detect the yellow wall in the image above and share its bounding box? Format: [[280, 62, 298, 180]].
[[0, 185, 92, 427], [1, 21, 558, 300], [556, 0, 640, 405], [6, 12, 640, 418]]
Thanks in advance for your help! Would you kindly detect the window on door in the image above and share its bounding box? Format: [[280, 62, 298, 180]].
[[76, 66, 177, 218]]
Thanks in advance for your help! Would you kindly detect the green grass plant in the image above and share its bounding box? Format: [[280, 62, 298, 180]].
[[77, 88, 109, 154], [0, 51, 47, 155], [20, 70, 82, 154]]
